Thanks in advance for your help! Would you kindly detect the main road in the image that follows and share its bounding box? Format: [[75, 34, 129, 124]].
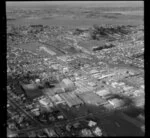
[[8, 96, 43, 127], [10, 113, 93, 134]]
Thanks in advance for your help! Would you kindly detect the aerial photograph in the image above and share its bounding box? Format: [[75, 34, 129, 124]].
[[7, 1, 144, 137]]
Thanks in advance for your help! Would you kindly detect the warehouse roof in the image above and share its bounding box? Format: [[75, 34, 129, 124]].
[[60, 78, 75, 91], [39, 98, 51, 106], [54, 87, 65, 94], [77, 92, 106, 105], [21, 83, 43, 99], [21, 83, 38, 90], [96, 89, 110, 97], [62, 78, 74, 86], [108, 98, 124, 108], [50, 94, 65, 104], [90, 69, 99, 74], [59, 92, 83, 107], [43, 88, 56, 96]]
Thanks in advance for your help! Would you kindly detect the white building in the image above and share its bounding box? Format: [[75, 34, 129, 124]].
[[61, 78, 75, 91], [108, 98, 124, 108], [93, 127, 102, 136], [88, 120, 97, 127], [96, 89, 110, 97]]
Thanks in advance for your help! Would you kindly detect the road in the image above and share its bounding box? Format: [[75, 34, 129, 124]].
[[39, 41, 66, 54], [8, 96, 43, 127], [11, 113, 93, 134]]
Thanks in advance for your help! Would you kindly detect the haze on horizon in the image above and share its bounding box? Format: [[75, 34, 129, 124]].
[[6, 1, 143, 8]]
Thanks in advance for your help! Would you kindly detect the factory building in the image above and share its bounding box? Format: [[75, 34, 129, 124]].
[[108, 98, 124, 108], [39, 97, 53, 108], [95, 89, 110, 97], [43, 88, 56, 96], [21, 83, 43, 100], [59, 92, 83, 107], [77, 92, 107, 106], [89, 69, 99, 74], [53, 87, 65, 94], [60, 78, 75, 92], [50, 94, 65, 105]]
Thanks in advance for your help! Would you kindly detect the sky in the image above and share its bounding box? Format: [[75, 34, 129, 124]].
[[6, 1, 144, 8]]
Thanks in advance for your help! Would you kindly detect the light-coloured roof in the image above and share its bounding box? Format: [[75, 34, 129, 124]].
[[96, 89, 110, 96], [90, 69, 99, 74], [44, 88, 56, 96], [59, 92, 83, 107], [54, 94, 63, 101], [39, 98, 51, 106], [93, 127, 102, 136], [108, 98, 123, 107], [62, 78, 73, 85], [88, 120, 97, 127], [22, 83, 37, 90], [78, 92, 106, 105]]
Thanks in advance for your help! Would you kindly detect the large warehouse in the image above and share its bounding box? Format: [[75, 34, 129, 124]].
[[21, 83, 43, 100], [77, 92, 107, 106], [60, 78, 75, 92], [59, 92, 83, 107]]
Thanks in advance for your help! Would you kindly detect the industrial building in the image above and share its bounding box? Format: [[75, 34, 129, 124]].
[[89, 69, 99, 74], [95, 89, 110, 97], [43, 88, 56, 96], [59, 92, 83, 107], [77, 92, 107, 106], [21, 83, 43, 99], [60, 78, 75, 91], [50, 94, 65, 105], [53, 87, 65, 94], [39, 97, 53, 108], [108, 98, 124, 108]]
